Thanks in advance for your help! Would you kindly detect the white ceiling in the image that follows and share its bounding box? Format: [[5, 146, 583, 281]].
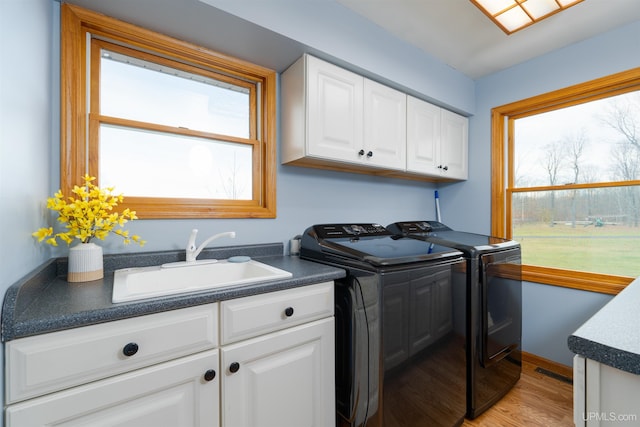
[[335, 0, 640, 78]]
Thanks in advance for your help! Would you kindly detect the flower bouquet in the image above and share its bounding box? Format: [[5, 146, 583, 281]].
[[33, 174, 145, 281]]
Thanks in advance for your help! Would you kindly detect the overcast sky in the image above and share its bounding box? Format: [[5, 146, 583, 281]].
[[514, 91, 639, 186]]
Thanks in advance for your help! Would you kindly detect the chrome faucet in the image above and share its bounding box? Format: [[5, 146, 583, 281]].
[[186, 229, 236, 263]]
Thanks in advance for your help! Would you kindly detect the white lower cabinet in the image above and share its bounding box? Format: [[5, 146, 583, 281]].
[[6, 350, 220, 427], [4, 282, 335, 427], [220, 281, 335, 427], [221, 318, 335, 427], [574, 355, 640, 426]]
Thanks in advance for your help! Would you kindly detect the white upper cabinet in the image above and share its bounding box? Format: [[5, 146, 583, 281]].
[[282, 54, 468, 181], [440, 108, 468, 180], [306, 57, 364, 161], [283, 54, 405, 170], [406, 96, 440, 175], [306, 56, 364, 163], [363, 79, 406, 170], [406, 95, 468, 180], [283, 55, 364, 165]]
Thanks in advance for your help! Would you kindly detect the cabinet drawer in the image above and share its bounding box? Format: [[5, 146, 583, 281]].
[[221, 282, 334, 344], [6, 303, 218, 404], [6, 349, 220, 427]]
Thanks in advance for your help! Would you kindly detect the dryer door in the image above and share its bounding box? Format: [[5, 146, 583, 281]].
[[479, 248, 522, 367]]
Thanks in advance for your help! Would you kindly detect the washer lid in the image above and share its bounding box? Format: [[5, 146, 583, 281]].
[[303, 223, 463, 266], [388, 221, 519, 253]]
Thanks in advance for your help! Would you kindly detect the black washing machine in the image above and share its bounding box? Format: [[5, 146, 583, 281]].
[[301, 223, 467, 427], [387, 221, 522, 419]]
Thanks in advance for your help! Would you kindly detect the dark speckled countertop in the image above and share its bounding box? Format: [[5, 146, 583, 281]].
[[568, 276, 640, 375], [2, 243, 345, 342]]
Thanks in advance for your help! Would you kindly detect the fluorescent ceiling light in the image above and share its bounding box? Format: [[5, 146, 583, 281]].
[[470, 0, 584, 34]]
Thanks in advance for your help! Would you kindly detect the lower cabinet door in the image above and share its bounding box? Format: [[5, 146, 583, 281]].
[[6, 350, 220, 427], [221, 318, 335, 427]]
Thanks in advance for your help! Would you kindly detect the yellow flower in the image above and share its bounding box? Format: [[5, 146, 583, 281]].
[[33, 175, 146, 247], [32, 227, 52, 242]]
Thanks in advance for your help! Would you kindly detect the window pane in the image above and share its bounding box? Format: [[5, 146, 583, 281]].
[[514, 91, 640, 187], [100, 124, 253, 199], [100, 49, 251, 138], [512, 187, 640, 276]]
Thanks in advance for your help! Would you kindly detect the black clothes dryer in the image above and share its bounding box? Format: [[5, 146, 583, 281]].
[[387, 221, 522, 419], [301, 223, 467, 427]]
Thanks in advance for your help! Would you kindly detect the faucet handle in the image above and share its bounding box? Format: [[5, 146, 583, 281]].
[[188, 229, 198, 248], [186, 229, 198, 262]]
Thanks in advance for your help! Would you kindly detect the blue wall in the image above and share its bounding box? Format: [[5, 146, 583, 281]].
[[1, 0, 54, 288], [0, 0, 56, 417], [199, 0, 475, 115]]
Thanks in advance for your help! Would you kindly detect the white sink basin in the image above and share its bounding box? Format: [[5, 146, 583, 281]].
[[112, 259, 293, 303]]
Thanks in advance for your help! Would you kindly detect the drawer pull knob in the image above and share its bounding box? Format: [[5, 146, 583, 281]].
[[204, 369, 216, 381], [122, 342, 139, 357], [284, 307, 295, 317], [358, 149, 365, 156], [229, 362, 240, 373]]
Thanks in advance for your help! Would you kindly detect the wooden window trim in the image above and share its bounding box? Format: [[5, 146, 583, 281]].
[[491, 67, 640, 295], [61, 4, 277, 219]]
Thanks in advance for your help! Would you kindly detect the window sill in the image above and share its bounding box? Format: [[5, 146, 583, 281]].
[[523, 265, 631, 295]]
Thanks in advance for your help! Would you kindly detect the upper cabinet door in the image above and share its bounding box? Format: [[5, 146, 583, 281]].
[[406, 96, 468, 180], [307, 55, 364, 162], [440, 109, 468, 180], [364, 79, 407, 170], [406, 95, 440, 175]]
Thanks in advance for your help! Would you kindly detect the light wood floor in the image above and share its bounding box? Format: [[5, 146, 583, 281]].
[[462, 359, 574, 427]]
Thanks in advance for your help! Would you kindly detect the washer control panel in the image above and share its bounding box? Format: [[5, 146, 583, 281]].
[[388, 221, 452, 235], [311, 223, 390, 238]]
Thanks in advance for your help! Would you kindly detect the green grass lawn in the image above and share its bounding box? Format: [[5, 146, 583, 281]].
[[512, 222, 640, 277]]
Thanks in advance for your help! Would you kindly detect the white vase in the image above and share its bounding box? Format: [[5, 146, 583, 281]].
[[68, 242, 104, 282]]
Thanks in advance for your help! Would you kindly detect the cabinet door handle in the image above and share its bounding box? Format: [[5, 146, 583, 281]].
[[366, 151, 373, 157], [358, 149, 365, 156], [122, 342, 139, 357], [229, 362, 240, 373], [284, 306, 294, 317], [204, 369, 216, 382], [443, 165, 448, 171]]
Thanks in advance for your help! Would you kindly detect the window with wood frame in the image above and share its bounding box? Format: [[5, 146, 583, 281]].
[[491, 68, 640, 295], [61, 4, 277, 219]]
